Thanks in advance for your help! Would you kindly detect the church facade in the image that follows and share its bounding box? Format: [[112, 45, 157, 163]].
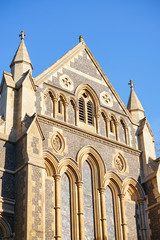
[[0, 31, 159, 240]]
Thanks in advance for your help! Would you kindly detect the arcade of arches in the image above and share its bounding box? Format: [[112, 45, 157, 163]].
[[44, 147, 147, 240]]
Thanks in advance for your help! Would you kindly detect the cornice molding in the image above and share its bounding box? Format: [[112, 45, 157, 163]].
[[37, 114, 141, 156]]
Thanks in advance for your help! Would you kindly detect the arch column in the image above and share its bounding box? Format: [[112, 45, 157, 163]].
[[77, 180, 85, 240], [126, 127, 130, 145], [99, 187, 108, 240], [53, 97, 58, 118], [115, 122, 119, 141], [124, 127, 129, 145], [95, 113, 100, 134], [138, 199, 147, 240], [64, 101, 69, 122], [75, 106, 79, 126], [54, 174, 62, 239], [106, 118, 110, 137], [119, 193, 126, 240]]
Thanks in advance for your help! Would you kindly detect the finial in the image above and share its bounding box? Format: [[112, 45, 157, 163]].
[[19, 30, 26, 40], [79, 35, 83, 42], [128, 79, 135, 89]]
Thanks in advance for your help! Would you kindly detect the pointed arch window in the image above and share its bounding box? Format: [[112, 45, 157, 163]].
[[61, 173, 71, 239], [83, 161, 95, 238], [120, 119, 127, 144], [58, 96, 63, 114], [44, 91, 54, 117], [110, 116, 116, 134], [105, 186, 116, 240], [78, 90, 95, 126]]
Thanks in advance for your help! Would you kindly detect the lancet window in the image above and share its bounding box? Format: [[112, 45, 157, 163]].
[[82, 161, 95, 238], [105, 186, 116, 240], [61, 173, 71, 239], [110, 116, 116, 134], [78, 90, 95, 126], [120, 119, 127, 144], [44, 91, 54, 117], [58, 96, 64, 115]]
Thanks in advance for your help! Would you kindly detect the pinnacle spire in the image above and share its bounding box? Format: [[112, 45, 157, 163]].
[[79, 35, 84, 42], [127, 81, 145, 121], [10, 31, 33, 83]]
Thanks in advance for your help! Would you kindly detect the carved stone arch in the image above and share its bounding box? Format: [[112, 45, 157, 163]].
[[0, 217, 12, 239], [44, 88, 56, 99], [103, 171, 123, 240], [122, 177, 145, 200], [57, 92, 67, 103], [108, 113, 119, 140], [99, 108, 108, 120], [118, 117, 129, 144], [104, 170, 122, 192], [43, 151, 59, 176], [75, 84, 100, 113], [43, 88, 56, 117], [58, 158, 81, 181], [67, 96, 77, 107], [77, 145, 106, 186], [118, 116, 127, 128], [67, 96, 77, 125], [60, 158, 80, 239], [109, 112, 118, 124], [98, 108, 109, 137], [121, 177, 147, 240]]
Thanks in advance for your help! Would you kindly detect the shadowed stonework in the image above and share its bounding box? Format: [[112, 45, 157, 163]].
[[0, 33, 159, 239], [32, 167, 42, 239], [45, 178, 54, 239], [125, 200, 141, 240]]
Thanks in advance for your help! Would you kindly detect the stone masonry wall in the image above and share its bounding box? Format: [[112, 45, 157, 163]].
[[45, 177, 55, 239], [14, 167, 27, 240], [40, 121, 140, 181]]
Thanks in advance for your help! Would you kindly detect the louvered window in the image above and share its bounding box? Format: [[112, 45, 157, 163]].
[[87, 101, 93, 125], [79, 97, 85, 122]]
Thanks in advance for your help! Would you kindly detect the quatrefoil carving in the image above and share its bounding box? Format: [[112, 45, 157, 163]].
[[59, 74, 74, 91]]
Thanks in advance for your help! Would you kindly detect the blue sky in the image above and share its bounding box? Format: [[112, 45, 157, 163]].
[[0, 0, 160, 150]]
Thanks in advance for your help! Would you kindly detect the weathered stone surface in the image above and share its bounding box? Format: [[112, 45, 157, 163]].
[[0, 35, 159, 240]]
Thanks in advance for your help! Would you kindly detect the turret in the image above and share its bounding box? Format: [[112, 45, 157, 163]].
[[0, 31, 36, 138], [10, 31, 33, 86], [127, 80, 156, 177], [127, 80, 145, 122]]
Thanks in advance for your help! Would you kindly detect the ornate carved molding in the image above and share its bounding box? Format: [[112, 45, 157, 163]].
[[38, 114, 141, 156]]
